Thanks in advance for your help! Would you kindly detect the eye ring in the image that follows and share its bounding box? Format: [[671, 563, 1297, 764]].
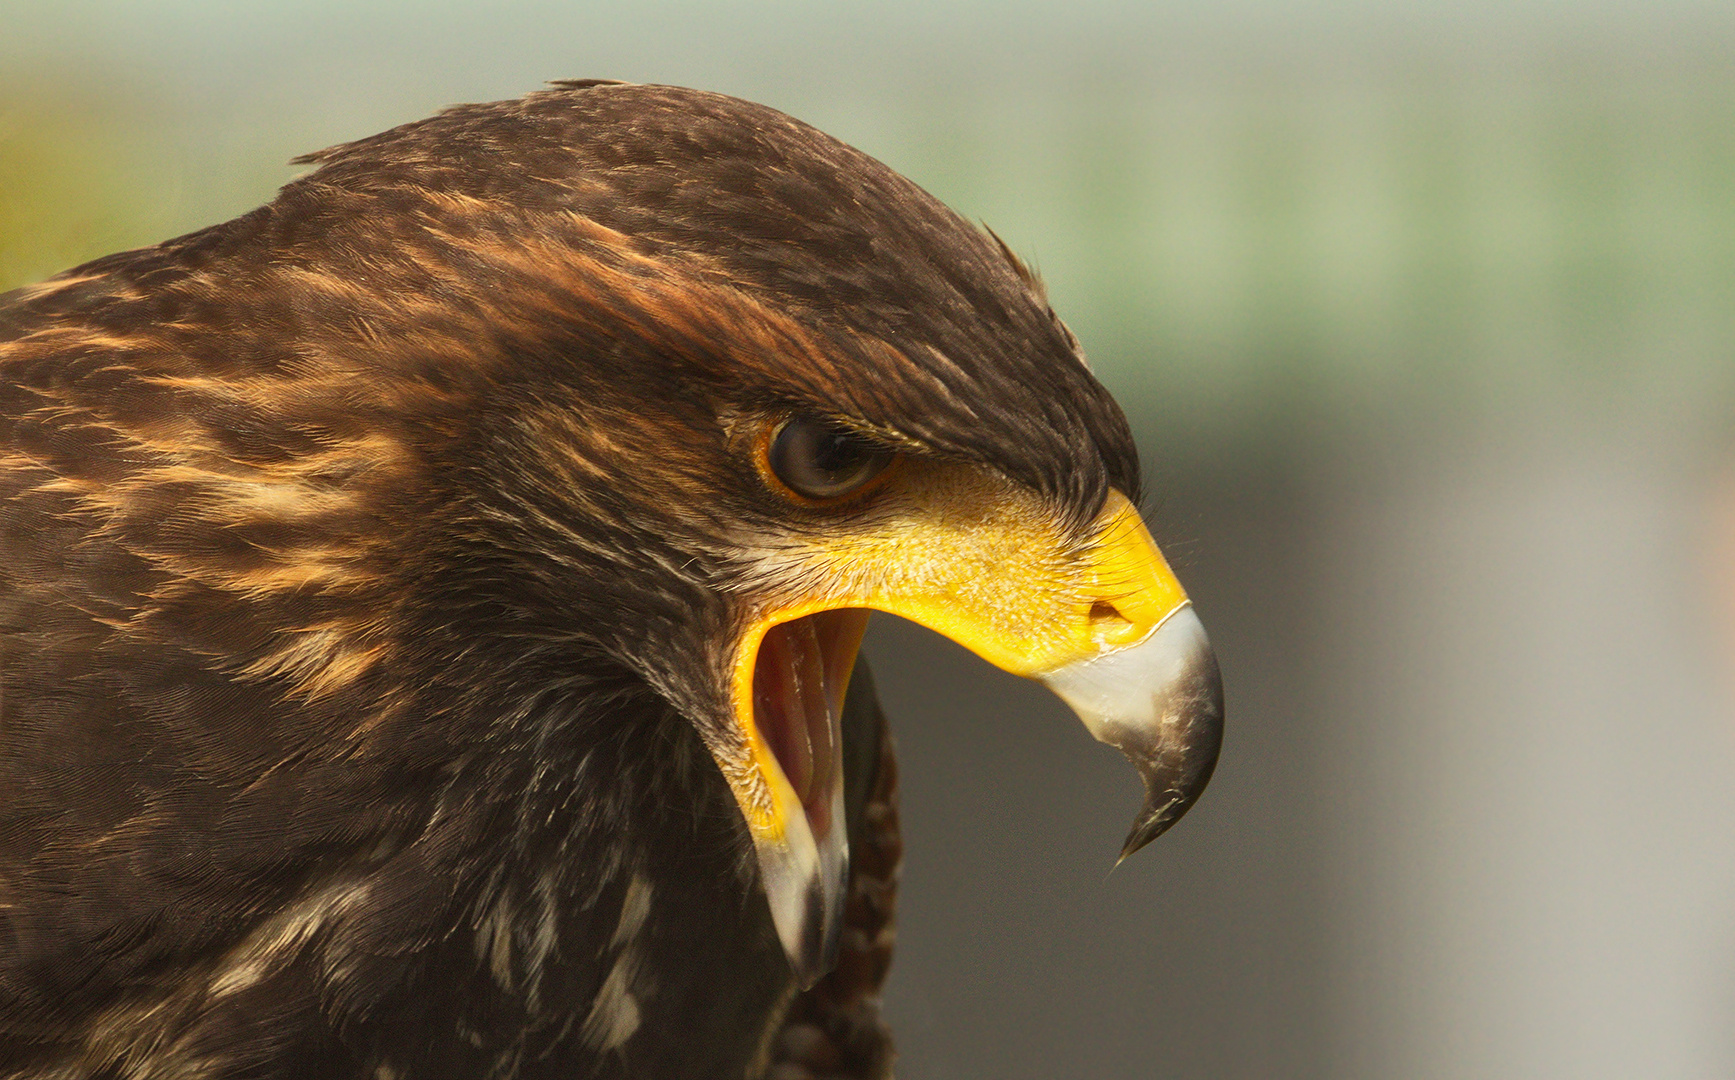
[[765, 415, 894, 502]]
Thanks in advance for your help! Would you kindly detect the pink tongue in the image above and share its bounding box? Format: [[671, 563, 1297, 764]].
[[753, 611, 868, 842]]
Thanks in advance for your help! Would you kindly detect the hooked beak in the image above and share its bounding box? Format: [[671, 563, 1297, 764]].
[[1042, 603, 1222, 859], [721, 486, 1222, 985]]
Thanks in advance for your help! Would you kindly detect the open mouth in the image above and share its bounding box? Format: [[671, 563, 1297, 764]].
[[751, 608, 871, 842], [720, 488, 1218, 985]]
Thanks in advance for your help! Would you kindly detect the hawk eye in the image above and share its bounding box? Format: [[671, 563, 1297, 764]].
[[767, 416, 892, 501]]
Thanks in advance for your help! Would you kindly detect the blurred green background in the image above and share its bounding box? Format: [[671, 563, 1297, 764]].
[[6, 2, 1735, 1077]]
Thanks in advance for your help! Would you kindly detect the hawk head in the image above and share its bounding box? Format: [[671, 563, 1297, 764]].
[[0, 81, 1221, 1073]]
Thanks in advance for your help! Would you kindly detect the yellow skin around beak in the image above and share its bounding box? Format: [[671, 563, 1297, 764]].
[[722, 474, 1223, 983]]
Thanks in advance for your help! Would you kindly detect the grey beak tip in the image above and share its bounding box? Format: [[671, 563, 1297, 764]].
[[783, 877, 843, 990], [1042, 604, 1226, 861], [1117, 638, 1225, 860]]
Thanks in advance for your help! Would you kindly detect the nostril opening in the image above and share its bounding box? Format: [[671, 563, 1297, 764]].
[[1090, 600, 1131, 629]]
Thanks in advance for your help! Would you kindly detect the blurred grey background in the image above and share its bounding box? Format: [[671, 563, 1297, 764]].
[[5, 2, 1735, 1076]]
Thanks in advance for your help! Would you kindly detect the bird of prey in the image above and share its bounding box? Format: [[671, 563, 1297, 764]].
[[0, 82, 1222, 1079]]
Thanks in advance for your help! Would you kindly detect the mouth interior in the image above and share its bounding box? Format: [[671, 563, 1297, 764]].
[[752, 608, 871, 842]]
